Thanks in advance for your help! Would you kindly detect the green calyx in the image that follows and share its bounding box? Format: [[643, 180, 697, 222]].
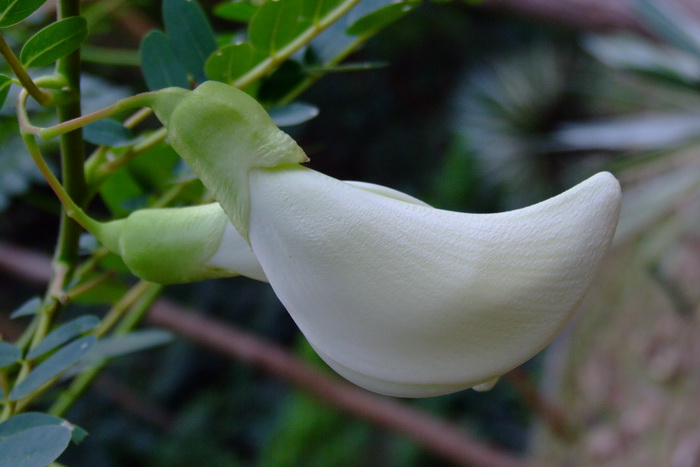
[[92, 204, 234, 284], [147, 81, 309, 241]]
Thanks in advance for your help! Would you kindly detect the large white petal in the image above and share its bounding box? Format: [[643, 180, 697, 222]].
[[248, 167, 621, 397], [204, 181, 429, 283]]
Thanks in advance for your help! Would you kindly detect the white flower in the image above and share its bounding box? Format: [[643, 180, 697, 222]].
[[244, 167, 620, 397], [149, 81, 622, 397]]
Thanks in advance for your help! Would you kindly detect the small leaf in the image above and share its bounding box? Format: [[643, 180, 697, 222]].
[[9, 336, 96, 401], [213, 1, 258, 22], [83, 118, 136, 147], [0, 74, 11, 109], [163, 0, 217, 83], [67, 329, 173, 376], [26, 315, 100, 360], [85, 329, 173, 361], [269, 102, 319, 127], [20, 17, 88, 68], [0, 342, 21, 368], [205, 42, 259, 83], [0, 425, 71, 467], [10, 297, 41, 319], [346, 2, 416, 36], [0, 0, 47, 28], [140, 30, 189, 91], [0, 412, 87, 444], [248, 0, 311, 54]]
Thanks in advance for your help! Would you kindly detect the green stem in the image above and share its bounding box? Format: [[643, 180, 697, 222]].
[[0, 35, 50, 105], [36, 93, 155, 140], [94, 281, 154, 338], [233, 0, 363, 89], [53, 0, 87, 274], [21, 130, 102, 235], [278, 35, 372, 106]]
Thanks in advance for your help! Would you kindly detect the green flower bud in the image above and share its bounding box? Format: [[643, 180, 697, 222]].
[[94, 203, 238, 284]]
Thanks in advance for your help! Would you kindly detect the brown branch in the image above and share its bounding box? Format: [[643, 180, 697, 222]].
[[0, 241, 534, 467], [472, 0, 700, 35]]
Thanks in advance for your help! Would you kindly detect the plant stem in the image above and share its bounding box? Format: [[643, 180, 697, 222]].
[[234, 0, 363, 89], [53, 0, 87, 275], [0, 35, 50, 105]]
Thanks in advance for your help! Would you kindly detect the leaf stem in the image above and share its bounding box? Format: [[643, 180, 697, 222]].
[[234, 0, 363, 89], [0, 35, 51, 105]]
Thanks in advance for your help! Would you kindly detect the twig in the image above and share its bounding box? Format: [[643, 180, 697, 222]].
[[0, 241, 534, 467]]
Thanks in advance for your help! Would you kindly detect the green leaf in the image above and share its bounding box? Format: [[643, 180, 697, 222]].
[[0, 0, 47, 28], [10, 297, 41, 319], [213, 1, 258, 22], [9, 336, 96, 401], [269, 102, 319, 127], [26, 315, 100, 360], [83, 118, 136, 147], [0, 74, 11, 109], [98, 167, 146, 217], [163, 0, 217, 82], [20, 17, 88, 68], [0, 342, 21, 368], [300, 0, 344, 22], [0, 413, 87, 444], [205, 42, 260, 83], [346, 2, 416, 36], [0, 425, 71, 467], [140, 30, 189, 91], [248, 0, 312, 54], [86, 329, 173, 361], [67, 330, 173, 376]]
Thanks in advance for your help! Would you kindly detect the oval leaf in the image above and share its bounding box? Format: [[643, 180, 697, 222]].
[[20, 16, 88, 68], [269, 102, 319, 127], [213, 1, 258, 23], [67, 329, 173, 377], [0, 425, 71, 467], [9, 336, 96, 401], [346, 2, 416, 36], [26, 315, 100, 360], [10, 297, 41, 319], [140, 30, 189, 91], [0, 341, 21, 368], [0, 0, 47, 28], [205, 42, 259, 83], [0, 74, 11, 109], [0, 413, 87, 444], [248, 0, 311, 54], [163, 0, 217, 82]]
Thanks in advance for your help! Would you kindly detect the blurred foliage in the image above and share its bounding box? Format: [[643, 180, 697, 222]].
[[2, 0, 700, 465]]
